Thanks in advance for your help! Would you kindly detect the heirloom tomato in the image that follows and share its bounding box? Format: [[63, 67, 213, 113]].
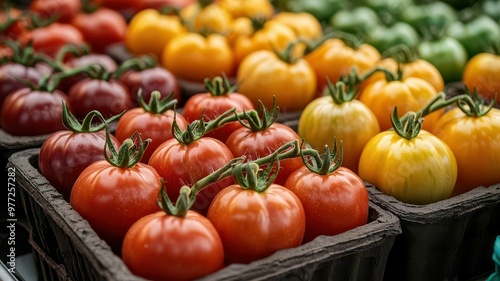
[[207, 161, 305, 264], [272, 12, 323, 41], [225, 104, 303, 185], [182, 74, 255, 143], [432, 92, 500, 195], [359, 69, 442, 131], [463, 51, 500, 104], [285, 141, 369, 243], [162, 32, 234, 83], [29, 0, 81, 23], [364, 22, 420, 54], [70, 132, 161, 253], [148, 114, 235, 215], [59, 53, 118, 92], [115, 91, 188, 163], [71, 7, 127, 53], [237, 47, 316, 112], [298, 80, 380, 174], [126, 9, 186, 60], [217, 0, 274, 19], [180, 0, 233, 34], [304, 36, 381, 96], [31, 23, 85, 58], [359, 109, 457, 204], [39, 103, 121, 201]]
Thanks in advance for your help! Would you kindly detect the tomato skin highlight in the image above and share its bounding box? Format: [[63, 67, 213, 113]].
[[285, 166, 369, 243], [122, 210, 224, 281], [207, 184, 306, 264]]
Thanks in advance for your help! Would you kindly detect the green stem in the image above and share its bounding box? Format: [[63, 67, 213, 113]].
[[391, 107, 423, 140], [114, 55, 157, 79], [61, 102, 123, 133], [457, 87, 496, 117], [399, 92, 468, 124], [204, 73, 238, 96], [137, 90, 177, 115], [237, 99, 279, 132], [103, 129, 151, 168], [300, 140, 343, 175], [54, 44, 91, 70]]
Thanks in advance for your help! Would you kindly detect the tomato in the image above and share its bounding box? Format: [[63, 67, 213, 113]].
[[29, 0, 82, 23], [39, 104, 121, 201], [93, 0, 136, 11], [237, 48, 317, 112], [68, 76, 133, 120], [1, 86, 68, 136], [134, 0, 196, 11], [148, 119, 235, 215], [298, 81, 380, 174], [272, 11, 323, 41], [358, 110, 457, 204], [115, 91, 189, 163], [125, 9, 186, 61], [31, 23, 85, 58], [59, 53, 118, 92], [0, 7, 31, 45], [400, 1, 457, 37], [123, 210, 224, 281], [70, 132, 161, 253], [162, 32, 234, 83], [432, 94, 500, 195], [71, 7, 127, 54], [225, 106, 303, 185], [365, 22, 420, 54], [304, 37, 381, 96], [116, 56, 181, 106], [463, 52, 500, 104], [217, 0, 274, 19], [182, 75, 255, 143], [330, 6, 381, 36], [207, 162, 305, 264], [285, 143, 369, 243], [359, 70, 442, 132], [180, 1, 233, 34]]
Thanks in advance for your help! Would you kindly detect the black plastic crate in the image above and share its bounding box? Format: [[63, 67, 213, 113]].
[[9, 148, 401, 281], [367, 183, 500, 281]]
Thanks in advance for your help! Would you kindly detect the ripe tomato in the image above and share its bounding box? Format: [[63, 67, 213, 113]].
[[462, 52, 500, 105], [31, 23, 85, 58], [358, 111, 457, 204], [115, 92, 189, 163], [272, 12, 323, 41], [148, 129, 235, 215], [1, 87, 68, 136], [29, 0, 82, 23], [68, 77, 133, 120], [134, 0, 196, 11], [92, 0, 136, 11], [207, 163, 305, 264], [285, 144, 369, 243], [39, 105, 121, 200], [182, 75, 255, 143], [432, 96, 500, 195], [122, 210, 224, 281], [180, 1, 233, 34], [217, 0, 274, 19], [70, 133, 161, 252], [71, 7, 127, 54], [0, 7, 31, 45], [59, 53, 118, 92]]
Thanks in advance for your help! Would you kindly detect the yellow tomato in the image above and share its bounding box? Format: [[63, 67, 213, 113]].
[[237, 49, 317, 113], [432, 105, 500, 196], [463, 53, 500, 104], [162, 32, 234, 83], [272, 12, 323, 41], [125, 9, 186, 60], [217, 0, 274, 19], [359, 129, 457, 205], [180, 1, 233, 34]]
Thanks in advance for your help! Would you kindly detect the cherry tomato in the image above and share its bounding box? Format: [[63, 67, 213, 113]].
[[1, 88, 68, 136], [71, 7, 127, 53], [29, 0, 82, 23], [122, 210, 224, 281], [31, 23, 85, 58], [70, 133, 161, 252]]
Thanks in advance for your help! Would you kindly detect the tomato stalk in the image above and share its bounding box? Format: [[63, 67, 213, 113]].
[[300, 140, 343, 175], [391, 107, 423, 140], [324, 79, 359, 104], [382, 43, 419, 63], [302, 31, 363, 56], [137, 90, 177, 115], [204, 73, 238, 96], [104, 129, 151, 168], [53, 44, 91, 70], [1, 40, 51, 67], [236, 99, 279, 131], [274, 41, 299, 64], [113, 55, 157, 79], [61, 102, 122, 133], [457, 87, 496, 117]]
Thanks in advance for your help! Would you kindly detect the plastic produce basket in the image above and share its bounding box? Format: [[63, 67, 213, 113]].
[[366, 183, 500, 281], [9, 148, 401, 281]]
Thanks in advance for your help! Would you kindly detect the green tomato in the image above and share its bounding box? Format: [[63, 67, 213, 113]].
[[365, 21, 420, 54], [282, 0, 346, 23], [448, 15, 500, 58], [400, 1, 457, 36], [363, 0, 414, 24], [330, 6, 381, 37], [483, 0, 500, 22], [417, 36, 468, 84]]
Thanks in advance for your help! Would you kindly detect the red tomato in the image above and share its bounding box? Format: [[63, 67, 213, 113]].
[[70, 136, 162, 252], [1, 88, 68, 136], [29, 0, 82, 23], [115, 93, 189, 163], [0, 7, 31, 45], [39, 108, 121, 201], [225, 122, 303, 185], [134, 0, 196, 11], [207, 183, 305, 264], [118, 67, 181, 106], [71, 8, 127, 53], [31, 23, 85, 58], [93, 0, 137, 11], [68, 78, 133, 120], [148, 137, 235, 215], [285, 165, 369, 243], [122, 210, 224, 281], [182, 76, 255, 143], [59, 53, 118, 92]]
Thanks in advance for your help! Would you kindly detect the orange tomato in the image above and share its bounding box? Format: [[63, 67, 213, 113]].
[[180, 1, 233, 34], [217, 0, 274, 19], [272, 12, 323, 41], [463, 52, 500, 104]]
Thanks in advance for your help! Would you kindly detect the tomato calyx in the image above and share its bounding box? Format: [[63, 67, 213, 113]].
[[250, 16, 268, 32], [237, 99, 279, 132], [104, 129, 151, 168], [302, 31, 362, 56], [61, 101, 122, 133], [391, 107, 423, 140], [2, 40, 51, 67], [53, 44, 91, 70], [373, 66, 402, 82], [382, 43, 419, 63], [204, 73, 238, 96], [300, 139, 343, 175], [138, 90, 178, 115], [324, 79, 358, 104], [274, 41, 299, 64], [458, 87, 497, 117], [114, 55, 157, 79]]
